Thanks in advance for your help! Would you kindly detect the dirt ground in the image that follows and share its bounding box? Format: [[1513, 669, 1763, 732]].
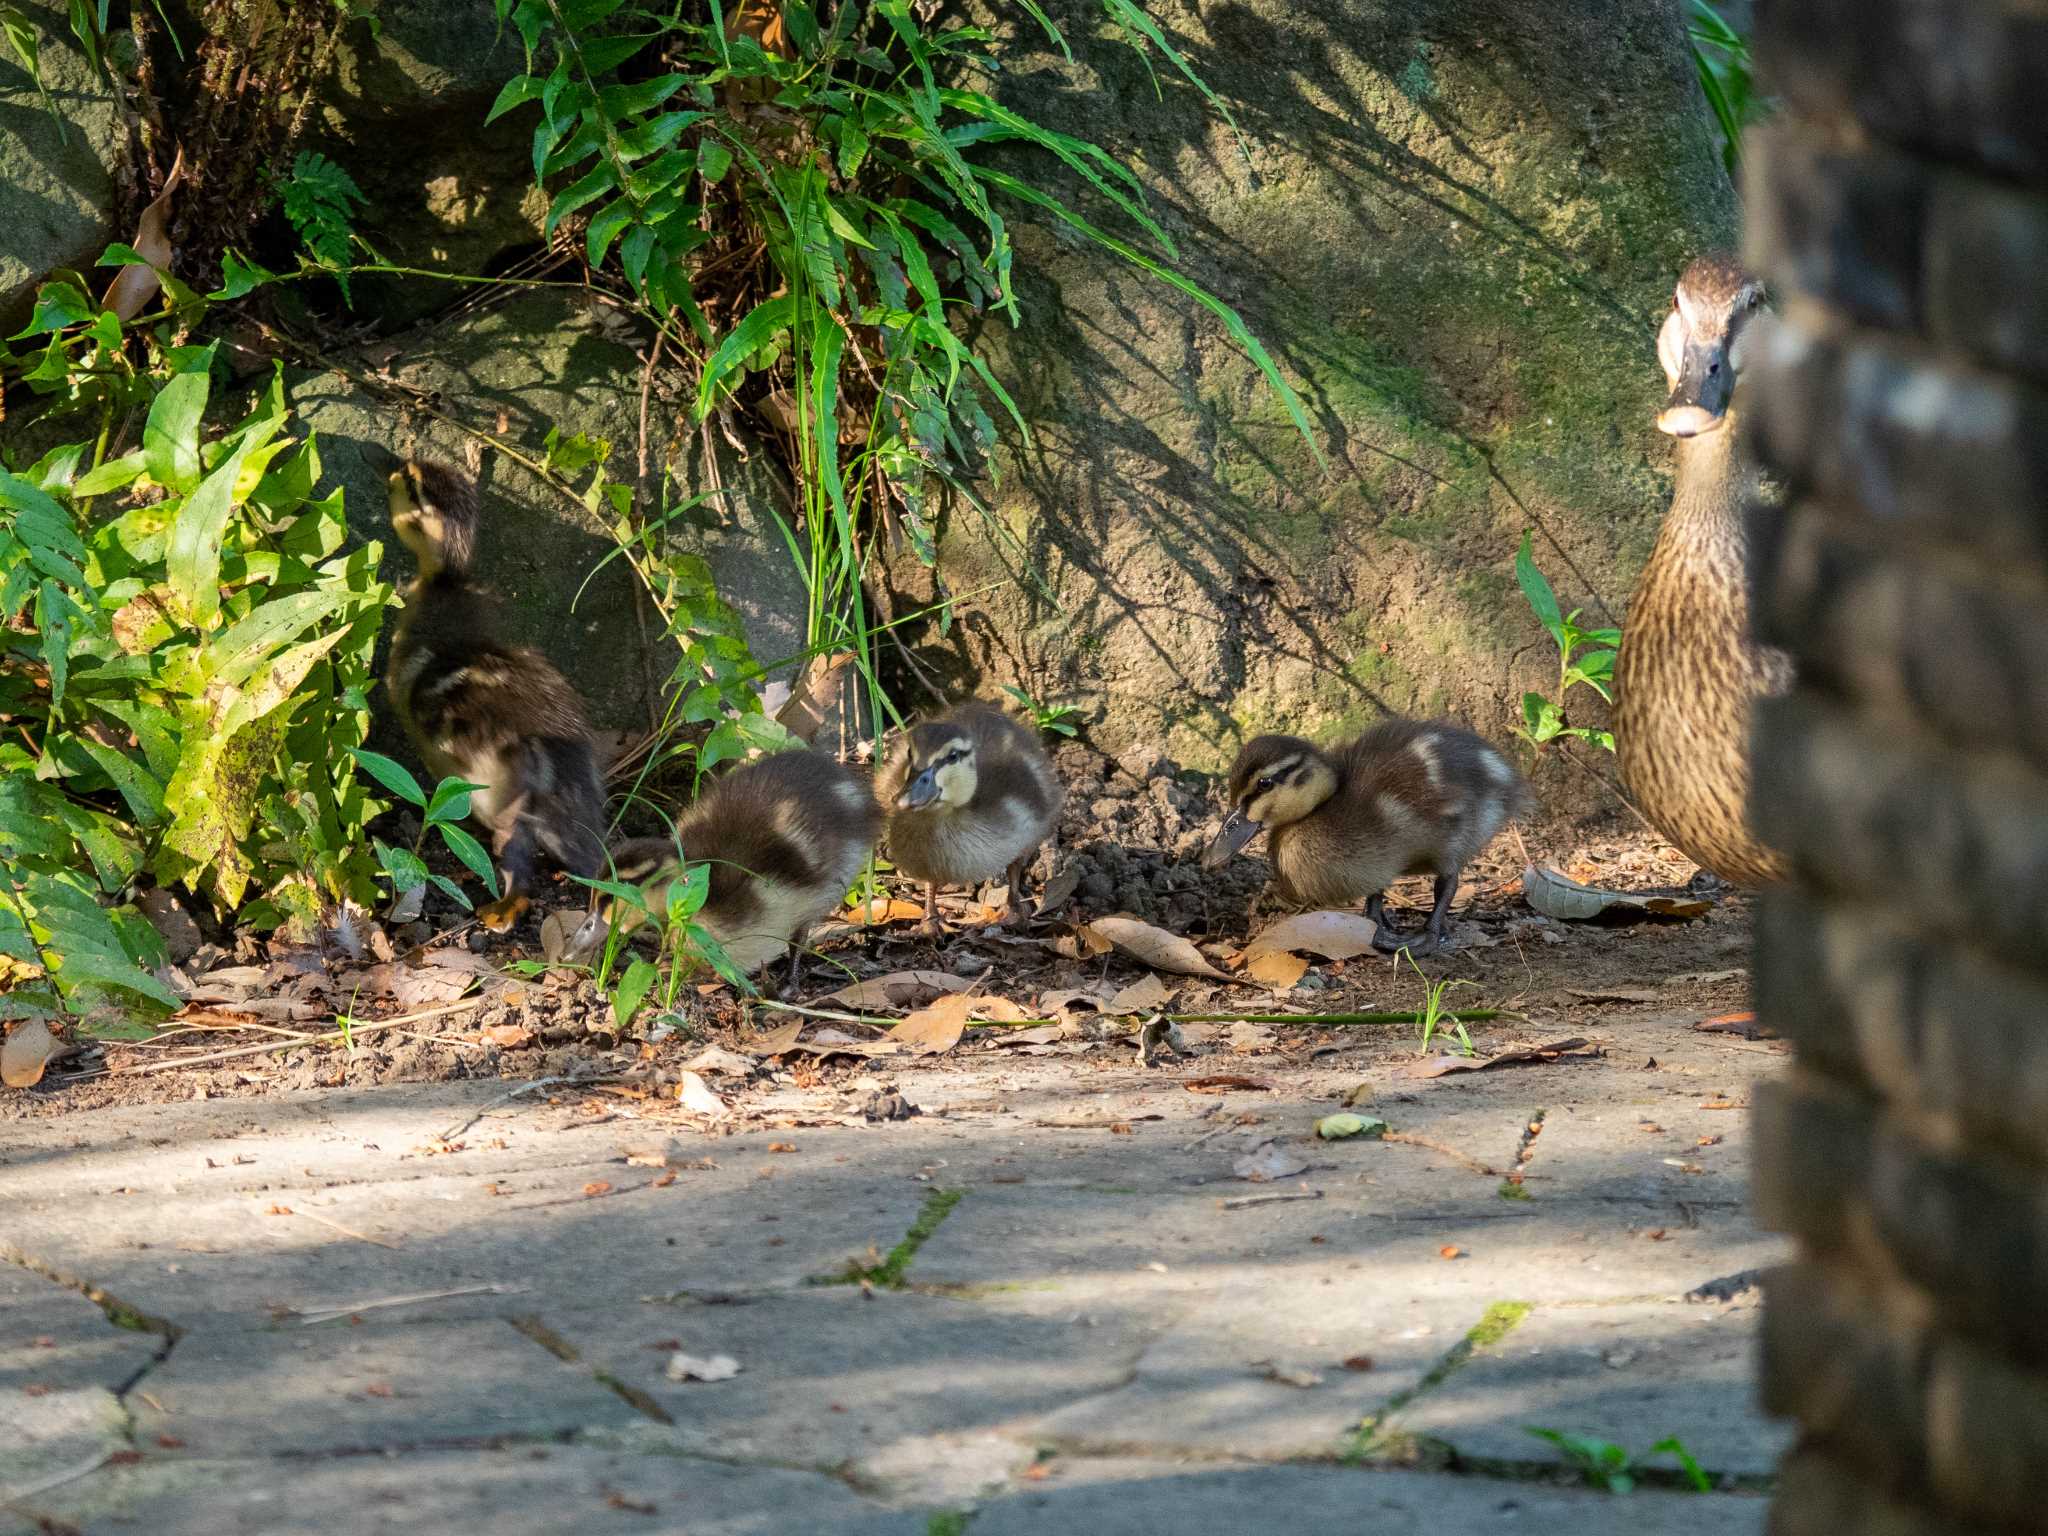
[[3, 742, 1762, 1122]]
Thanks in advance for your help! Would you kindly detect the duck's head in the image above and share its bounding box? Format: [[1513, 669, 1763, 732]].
[[1656, 255, 1767, 439], [387, 459, 480, 579], [897, 723, 978, 811], [1202, 735, 1338, 868]]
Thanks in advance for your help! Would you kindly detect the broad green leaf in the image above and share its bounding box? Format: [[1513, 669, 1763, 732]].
[[545, 162, 618, 238], [10, 280, 91, 339], [143, 368, 209, 494], [599, 72, 686, 118], [0, 773, 76, 859], [435, 821, 498, 895], [348, 748, 426, 806], [610, 956, 657, 1029], [424, 776, 486, 825], [586, 198, 635, 268], [375, 837, 429, 893], [164, 416, 280, 626], [76, 737, 166, 825], [695, 293, 795, 417], [210, 250, 282, 300], [72, 449, 145, 496], [697, 138, 733, 184], [485, 71, 545, 123], [428, 872, 473, 911], [1515, 531, 1566, 648]]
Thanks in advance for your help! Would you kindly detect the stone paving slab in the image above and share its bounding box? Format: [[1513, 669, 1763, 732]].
[[0, 1262, 160, 1396], [968, 1458, 1768, 1535], [1391, 1299, 1789, 1477], [3, 1446, 907, 1536], [128, 1315, 639, 1457]]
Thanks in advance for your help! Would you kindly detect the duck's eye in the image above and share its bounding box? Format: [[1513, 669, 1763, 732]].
[[1748, 292, 1762, 310], [1256, 776, 1276, 794]]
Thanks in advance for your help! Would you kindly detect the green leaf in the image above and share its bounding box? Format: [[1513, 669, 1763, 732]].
[[1521, 692, 1563, 744], [695, 293, 794, 417], [35, 579, 84, 708], [610, 956, 657, 1029], [485, 71, 546, 123], [585, 198, 636, 268], [72, 450, 145, 496], [374, 837, 429, 893], [1514, 531, 1566, 649], [210, 249, 282, 300], [348, 748, 426, 806], [428, 872, 473, 911], [163, 417, 280, 627], [599, 71, 686, 118], [143, 368, 209, 495], [545, 163, 618, 238], [435, 821, 499, 896], [696, 137, 733, 184], [423, 776, 487, 825], [10, 280, 91, 339]]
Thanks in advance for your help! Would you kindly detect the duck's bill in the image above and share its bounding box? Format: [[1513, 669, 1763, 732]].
[[1201, 809, 1261, 869], [1655, 338, 1731, 437], [898, 767, 940, 811]]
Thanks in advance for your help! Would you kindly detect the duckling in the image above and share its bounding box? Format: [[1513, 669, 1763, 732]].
[[385, 459, 607, 931], [877, 700, 1063, 937], [1613, 255, 1792, 888], [599, 749, 880, 991], [1202, 719, 1530, 956]]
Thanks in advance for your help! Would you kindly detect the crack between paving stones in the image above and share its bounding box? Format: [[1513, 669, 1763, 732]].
[[506, 1315, 676, 1426], [1347, 1298, 1532, 1461], [1, 1242, 187, 1509], [809, 1186, 963, 1289]]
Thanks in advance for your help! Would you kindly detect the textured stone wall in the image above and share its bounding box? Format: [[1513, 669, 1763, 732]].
[[1746, 2, 2048, 1530]]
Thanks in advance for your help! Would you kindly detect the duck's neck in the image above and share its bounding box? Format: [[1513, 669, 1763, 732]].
[[1660, 411, 1755, 573]]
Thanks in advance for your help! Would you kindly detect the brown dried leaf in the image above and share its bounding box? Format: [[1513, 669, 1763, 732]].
[[1083, 917, 1227, 979], [824, 970, 973, 1011], [888, 994, 973, 1054], [676, 1071, 729, 1117], [583, 1181, 613, 1197], [752, 1019, 805, 1055], [1244, 911, 1379, 962], [846, 897, 930, 926], [1244, 949, 1309, 990], [101, 146, 185, 321], [484, 1024, 535, 1049], [1522, 864, 1711, 924], [1391, 1038, 1594, 1079], [1109, 973, 1172, 1013], [2, 1018, 58, 1089], [1439, 1245, 1464, 1260]]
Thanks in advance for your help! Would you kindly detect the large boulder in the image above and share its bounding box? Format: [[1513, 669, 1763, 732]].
[[885, 0, 1736, 799], [290, 289, 811, 737], [0, 4, 123, 328]]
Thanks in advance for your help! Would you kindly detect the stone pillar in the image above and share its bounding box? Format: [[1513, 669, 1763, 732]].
[[1745, 3, 2048, 1532]]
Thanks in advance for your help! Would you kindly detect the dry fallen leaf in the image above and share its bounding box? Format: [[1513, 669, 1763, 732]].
[[1083, 916, 1228, 979], [1109, 973, 1173, 1013], [1244, 949, 1310, 989], [265, 1205, 293, 1216], [1439, 1245, 1464, 1260], [101, 146, 186, 321], [675, 1071, 729, 1117], [889, 993, 974, 1054], [824, 970, 974, 1010], [583, 1181, 613, 1198], [1232, 1142, 1310, 1182], [1697, 1134, 1723, 1148], [651, 1171, 677, 1189], [846, 897, 930, 926], [1391, 1038, 1594, 1079], [1260, 1362, 1324, 1389], [484, 1024, 535, 1050], [2, 1018, 59, 1089], [1245, 911, 1379, 962], [767, 1142, 797, 1154], [752, 1019, 805, 1055], [1341, 1355, 1376, 1372], [1183, 1075, 1271, 1094]]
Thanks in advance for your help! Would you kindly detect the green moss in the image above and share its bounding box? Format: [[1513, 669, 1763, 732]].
[[927, 1514, 973, 1536], [1349, 1299, 1534, 1459], [818, 1188, 964, 1290], [1498, 1179, 1531, 1201]]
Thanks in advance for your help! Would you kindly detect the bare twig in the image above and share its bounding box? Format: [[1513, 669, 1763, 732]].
[[294, 1283, 531, 1327], [112, 1000, 487, 1075], [438, 1072, 622, 1141], [286, 1208, 401, 1250], [1382, 1131, 1498, 1178], [1219, 1188, 1324, 1210]]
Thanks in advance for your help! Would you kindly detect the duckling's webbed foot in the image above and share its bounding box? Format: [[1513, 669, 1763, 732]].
[[1366, 892, 1406, 953], [915, 882, 944, 942], [481, 820, 541, 933], [1001, 853, 1036, 926]]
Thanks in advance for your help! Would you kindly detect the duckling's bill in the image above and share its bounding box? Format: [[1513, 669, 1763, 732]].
[[1202, 807, 1262, 869], [898, 766, 941, 810]]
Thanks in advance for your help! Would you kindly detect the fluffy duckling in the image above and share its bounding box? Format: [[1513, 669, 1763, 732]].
[[385, 459, 607, 931], [1203, 718, 1530, 955], [601, 749, 881, 990], [878, 700, 1063, 936]]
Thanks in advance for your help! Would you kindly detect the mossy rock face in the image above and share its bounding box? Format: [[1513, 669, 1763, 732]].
[[289, 290, 810, 742], [309, 2, 544, 328], [0, 4, 123, 329], [886, 0, 1733, 809]]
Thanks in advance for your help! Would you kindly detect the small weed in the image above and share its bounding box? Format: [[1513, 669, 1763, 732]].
[[1526, 1428, 1714, 1494], [823, 1188, 963, 1289], [1688, 0, 1771, 174], [1407, 949, 1478, 1056], [927, 1514, 972, 1536], [1002, 685, 1082, 739], [1513, 532, 1620, 755], [278, 150, 366, 301], [1497, 1180, 1531, 1201], [349, 753, 500, 917]]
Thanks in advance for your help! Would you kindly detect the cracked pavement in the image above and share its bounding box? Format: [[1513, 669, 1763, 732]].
[[2, 1013, 1792, 1533]]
